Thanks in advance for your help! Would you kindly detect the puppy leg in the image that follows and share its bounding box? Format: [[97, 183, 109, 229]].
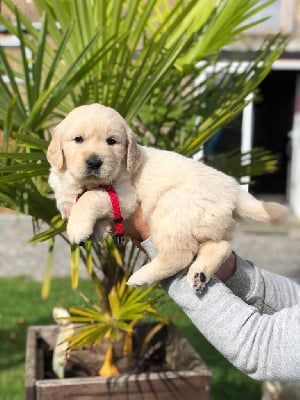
[[187, 240, 231, 292], [67, 190, 111, 244], [127, 250, 194, 287]]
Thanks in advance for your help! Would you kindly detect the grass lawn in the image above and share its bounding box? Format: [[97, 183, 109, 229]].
[[0, 276, 262, 400]]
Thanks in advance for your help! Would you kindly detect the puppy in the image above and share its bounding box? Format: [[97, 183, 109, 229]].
[[47, 103, 288, 291]]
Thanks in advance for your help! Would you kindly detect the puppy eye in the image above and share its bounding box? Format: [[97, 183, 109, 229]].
[[106, 137, 117, 145], [74, 136, 84, 143]]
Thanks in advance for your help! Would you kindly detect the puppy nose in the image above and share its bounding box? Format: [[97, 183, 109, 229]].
[[86, 155, 102, 170]]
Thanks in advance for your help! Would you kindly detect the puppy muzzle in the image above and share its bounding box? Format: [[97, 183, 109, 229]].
[[86, 155, 103, 174]]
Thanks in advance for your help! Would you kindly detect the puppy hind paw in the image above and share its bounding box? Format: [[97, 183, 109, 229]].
[[192, 272, 207, 293]]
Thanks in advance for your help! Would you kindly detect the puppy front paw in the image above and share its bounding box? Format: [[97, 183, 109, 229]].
[[67, 216, 94, 244]]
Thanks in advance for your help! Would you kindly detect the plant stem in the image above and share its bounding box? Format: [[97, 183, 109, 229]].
[[98, 341, 120, 377]]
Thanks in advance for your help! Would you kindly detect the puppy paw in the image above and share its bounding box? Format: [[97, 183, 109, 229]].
[[127, 269, 151, 287], [187, 267, 211, 293], [192, 272, 207, 292], [67, 217, 94, 244]]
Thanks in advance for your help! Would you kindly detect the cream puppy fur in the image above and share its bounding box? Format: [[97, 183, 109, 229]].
[[47, 103, 288, 291]]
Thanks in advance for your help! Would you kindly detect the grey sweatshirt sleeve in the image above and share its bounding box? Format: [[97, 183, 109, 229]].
[[141, 238, 300, 381], [226, 255, 300, 313]]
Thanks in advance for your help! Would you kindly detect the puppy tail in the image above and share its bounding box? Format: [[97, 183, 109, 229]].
[[234, 188, 288, 223]]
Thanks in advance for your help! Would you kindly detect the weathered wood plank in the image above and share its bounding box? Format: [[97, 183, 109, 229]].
[[25, 325, 211, 400]]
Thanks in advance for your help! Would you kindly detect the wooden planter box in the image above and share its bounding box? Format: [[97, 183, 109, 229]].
[[25, 324, 211, 400]]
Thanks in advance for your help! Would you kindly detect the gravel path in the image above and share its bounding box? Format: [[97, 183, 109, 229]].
[[0, 215, 89, 280]]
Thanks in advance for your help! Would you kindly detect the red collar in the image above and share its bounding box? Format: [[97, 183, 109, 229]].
[[76, 185, 124, 241], [104, 185, 124, 239]]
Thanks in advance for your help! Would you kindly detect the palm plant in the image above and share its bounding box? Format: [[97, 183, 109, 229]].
[[0, 0, 285, 376]]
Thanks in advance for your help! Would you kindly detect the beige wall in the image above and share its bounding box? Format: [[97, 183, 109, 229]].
[[286, 0, 300, 52], [222, 0, 300, 54], [0, 0, 40, 74], [2, 1, 300, 52], [0, 0, 40, 23]]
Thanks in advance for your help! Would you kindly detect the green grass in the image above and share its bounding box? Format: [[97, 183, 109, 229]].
[[0, 277, 93, 400], [0, 277, 262, 400]]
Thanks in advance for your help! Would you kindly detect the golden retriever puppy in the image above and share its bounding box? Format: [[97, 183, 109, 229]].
[[47, 103, 288, 291]]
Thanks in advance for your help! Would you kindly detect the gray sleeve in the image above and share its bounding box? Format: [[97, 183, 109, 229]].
[[141, 238, 300, 381], [226, 255, 300, 313], [163, 274, 300, 381]]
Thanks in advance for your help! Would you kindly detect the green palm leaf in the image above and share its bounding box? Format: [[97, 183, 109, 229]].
[[0, 0, 286, 357]]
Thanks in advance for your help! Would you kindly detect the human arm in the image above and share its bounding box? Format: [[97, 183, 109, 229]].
[[225, 254, 300, 313], [164, 268, 300, 381], [142, 238, 300, 381]]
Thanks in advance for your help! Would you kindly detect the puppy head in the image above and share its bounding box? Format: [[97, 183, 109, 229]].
[[47, 104, 142, 184]]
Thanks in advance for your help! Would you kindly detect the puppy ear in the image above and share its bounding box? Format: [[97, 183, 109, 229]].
[[46, 130, 65, 171], [126, 127, 142, 174]]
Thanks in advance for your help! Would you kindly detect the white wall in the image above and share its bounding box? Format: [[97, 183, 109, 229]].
[[289, 73, 300, 217]]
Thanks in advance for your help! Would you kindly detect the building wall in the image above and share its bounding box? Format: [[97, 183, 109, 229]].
[[224, 0, 300, 54], [2, 1, 300, 52], [0, 0, 40, 23]]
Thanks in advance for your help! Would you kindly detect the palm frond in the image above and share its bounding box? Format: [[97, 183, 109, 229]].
[[207, 148, 278, 179], [0, 0, 285, 324], [65, 270, 167, 350]]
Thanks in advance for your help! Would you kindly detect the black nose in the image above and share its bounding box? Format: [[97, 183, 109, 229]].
[[86, 155, 102, 170]]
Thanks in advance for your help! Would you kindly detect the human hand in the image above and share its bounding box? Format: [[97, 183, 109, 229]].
[[215, 252, 237, 282], [123, 203, 150, 244]]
